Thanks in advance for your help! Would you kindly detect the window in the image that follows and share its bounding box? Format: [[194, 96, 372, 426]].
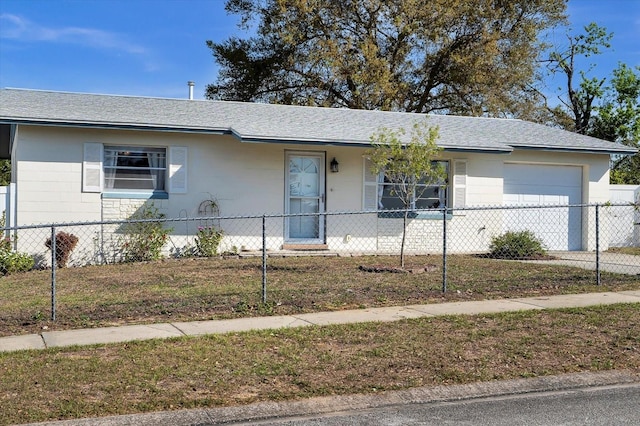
[[83, 143, 187, 195], [378, 160, 450, 210], [364, 159, 450, 212], [377, 160, 449, 210], [103, 146, 167, 192]]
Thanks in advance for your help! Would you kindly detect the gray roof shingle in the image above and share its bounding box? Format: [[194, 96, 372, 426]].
[[0, 88, 636, 155]]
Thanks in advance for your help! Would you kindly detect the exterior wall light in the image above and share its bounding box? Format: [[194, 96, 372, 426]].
[[330, 157, 339, 173]]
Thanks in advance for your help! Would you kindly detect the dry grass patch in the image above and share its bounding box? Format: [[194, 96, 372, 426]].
[[1, 255, 638, 337], [607, 247, 640, 256], [1, 303, 639, 424]]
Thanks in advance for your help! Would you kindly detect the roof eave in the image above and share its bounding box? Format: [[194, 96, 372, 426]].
[[0, 118, 230, 135], [238, 135, 513, 153], [510, 145, 638, 155]]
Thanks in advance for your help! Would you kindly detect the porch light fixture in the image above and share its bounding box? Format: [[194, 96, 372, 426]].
[[330, 157, 339, 173]]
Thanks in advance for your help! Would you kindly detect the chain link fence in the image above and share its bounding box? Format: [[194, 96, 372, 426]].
[[1, 203, 638, 323]]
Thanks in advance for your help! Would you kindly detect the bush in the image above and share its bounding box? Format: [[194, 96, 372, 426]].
[[195, 226, 223, 257], [120, 203, 173, 262], [0, 236, 34, 275], [489, 230, 547, 259], [0, 210, 34, 274], [0, 236, 11, 252], [45, 231, 79, 268], [0, 249, 35, 275]]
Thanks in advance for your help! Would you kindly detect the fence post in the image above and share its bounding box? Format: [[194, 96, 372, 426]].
[[595, 204, 600, 286], [262, 214, 267, 303], [442, 207, 447, 293], [51, 225, 57, 321]]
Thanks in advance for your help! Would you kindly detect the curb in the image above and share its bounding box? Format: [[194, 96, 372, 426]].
[[24, 370, 640, 425]]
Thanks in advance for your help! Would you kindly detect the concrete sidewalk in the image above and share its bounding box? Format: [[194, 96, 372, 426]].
[[3, 290, 640, 353]]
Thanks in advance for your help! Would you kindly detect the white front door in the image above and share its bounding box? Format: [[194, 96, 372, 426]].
[[286, 152, 325, 242]]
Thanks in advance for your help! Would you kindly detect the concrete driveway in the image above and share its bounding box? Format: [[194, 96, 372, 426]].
[[531, 251, 640, 275]]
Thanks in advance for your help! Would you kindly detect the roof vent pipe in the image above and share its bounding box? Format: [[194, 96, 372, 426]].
[[187, 81, 195, 100]]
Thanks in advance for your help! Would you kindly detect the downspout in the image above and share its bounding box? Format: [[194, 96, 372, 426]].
[[8, 124, 17, 229]]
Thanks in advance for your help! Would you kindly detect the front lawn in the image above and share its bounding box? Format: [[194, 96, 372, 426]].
[[1, 254, 638, 337]]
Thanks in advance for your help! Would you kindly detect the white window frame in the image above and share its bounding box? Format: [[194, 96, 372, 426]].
[[364, 158, 467, 214], [103, 145, 167, 193], [83, 143, 187, 196], [375, 160, 449, 211]]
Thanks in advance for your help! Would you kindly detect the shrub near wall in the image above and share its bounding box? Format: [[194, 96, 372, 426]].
[[119, 203, 173, 262], [195, 226, 223, 257], [0, 211, 35, 275], [489, 230, 547, 259], [0, 237, 34, 275]]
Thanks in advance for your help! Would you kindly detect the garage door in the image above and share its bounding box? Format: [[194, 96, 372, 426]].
[[503, 164, 582, 251]]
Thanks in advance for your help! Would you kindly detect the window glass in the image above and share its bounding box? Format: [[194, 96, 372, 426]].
[[377, 161, 449, 210], [104, 146, 166, 192]]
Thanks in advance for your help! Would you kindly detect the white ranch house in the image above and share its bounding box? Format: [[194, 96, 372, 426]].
[[0, 88, 636, 258]]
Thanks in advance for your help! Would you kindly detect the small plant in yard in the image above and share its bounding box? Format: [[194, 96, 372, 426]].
[[45, 231, 79, 268], [120, 203, 173, 262], [367, 120, 445, 268], [0, 211, 34, 275], [0, 245, 34, 275], [195, 225, 223, 257], [0, 235, 11, 252], [489, 230, 547, 259]]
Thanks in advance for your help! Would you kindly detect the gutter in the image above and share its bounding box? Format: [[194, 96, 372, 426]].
[[510, 145, 638, 156]]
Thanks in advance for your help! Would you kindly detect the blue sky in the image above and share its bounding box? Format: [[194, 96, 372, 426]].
[[0, 0, 638, 101]]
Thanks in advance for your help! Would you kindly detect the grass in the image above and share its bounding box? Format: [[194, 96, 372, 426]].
[[1, 254, 639, 337], [1, 303, 639, 424], [607, 247, 640, 256]]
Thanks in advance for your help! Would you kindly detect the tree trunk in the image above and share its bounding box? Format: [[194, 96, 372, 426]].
[[400, 208, 408, 268]]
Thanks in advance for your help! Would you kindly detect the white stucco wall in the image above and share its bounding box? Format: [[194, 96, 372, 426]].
[[12, 124, 613, 257], [14, 126, 101, 225]]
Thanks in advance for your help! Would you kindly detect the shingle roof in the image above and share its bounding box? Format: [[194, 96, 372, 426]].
[[0, 88, 636, 155]]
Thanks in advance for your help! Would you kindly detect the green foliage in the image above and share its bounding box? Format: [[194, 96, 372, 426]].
[[542, 24, 639, 184], [207, 0, 565, 116], [0, 248, 35, 275], [0, 160, 10, 186], [45, 231, 79, 268], [367, 121, 445, 210], [489, 231, 547, 259], [0, 210, 34, 275], [120, 203, 173, 263], [544, 23, 613, 134], [366, 120, 444, 268], [589, 64, 640, 145], [610, 155, 640, 185], [195, 226, 223, 257], [588, 63, 640, 184]]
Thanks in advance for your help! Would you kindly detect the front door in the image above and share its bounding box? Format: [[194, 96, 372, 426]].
[[285, 152, 325, 243]]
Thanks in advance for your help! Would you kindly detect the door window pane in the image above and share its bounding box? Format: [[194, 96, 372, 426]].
[[288, 199, 319, 239]]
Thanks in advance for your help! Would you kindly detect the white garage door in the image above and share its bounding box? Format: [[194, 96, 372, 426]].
[[503, 164, 582, 251]]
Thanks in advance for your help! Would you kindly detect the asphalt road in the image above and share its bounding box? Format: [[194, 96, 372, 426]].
[[27, 372, 639, 426], [238, 383, 640, 425]]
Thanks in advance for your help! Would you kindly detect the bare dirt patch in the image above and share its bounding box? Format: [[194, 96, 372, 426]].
[[358, 264, 438, 274]]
